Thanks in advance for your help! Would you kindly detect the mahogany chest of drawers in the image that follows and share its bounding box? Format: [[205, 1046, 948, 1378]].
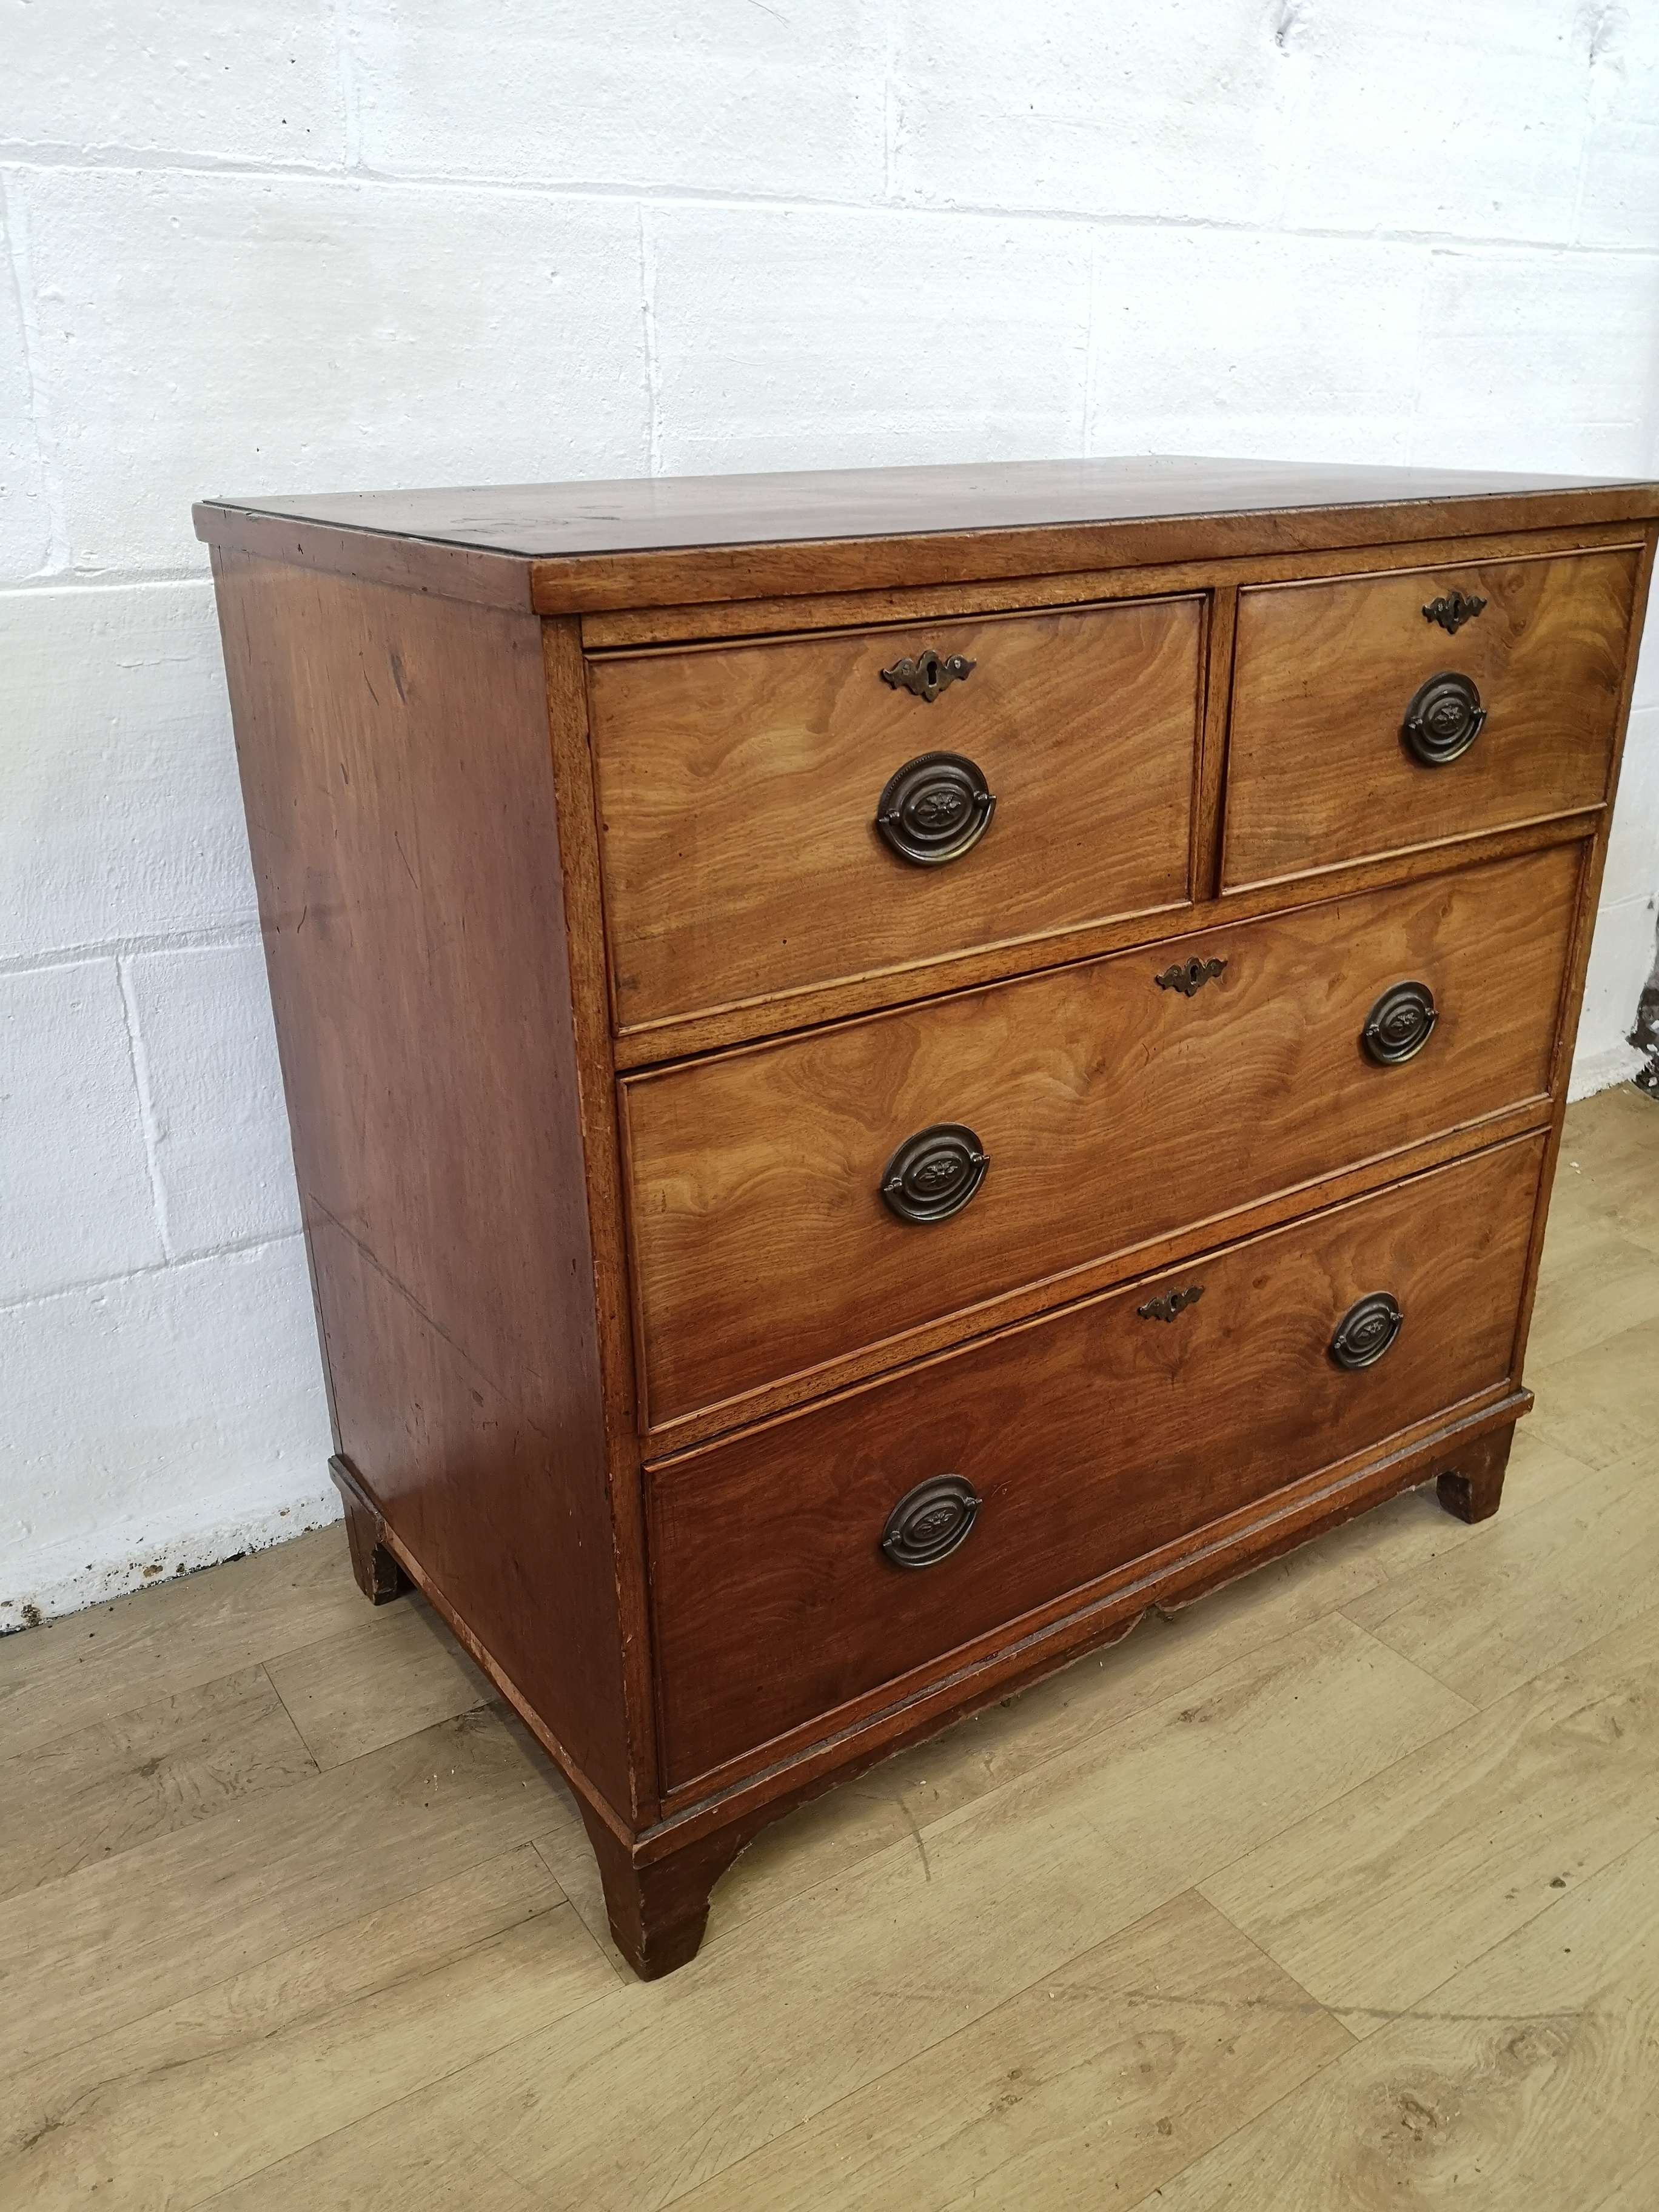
[[196, 457, 1659, 1977]]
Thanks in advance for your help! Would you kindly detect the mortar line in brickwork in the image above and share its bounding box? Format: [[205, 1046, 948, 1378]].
[[1, 150, 1655, 266], [882, 0, 902, 202], [0, 1230, 309, 1318], [1400, 252, 1436, 469], [0, 922, 261, 981], [1, 169, 70, 569], [637, 205, 663, 476], [115, 954, 176, 1262], [0, 143, 349, 180], [0, 568, 216, 594], [1082, 230, 1101, 458], [332, 0, 361, 172]]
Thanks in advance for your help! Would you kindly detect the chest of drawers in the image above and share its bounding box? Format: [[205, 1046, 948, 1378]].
[[196, 457, 1658, 1978]]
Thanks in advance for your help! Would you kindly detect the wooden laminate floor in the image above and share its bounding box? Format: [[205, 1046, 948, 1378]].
[[4, 1087, 1658, 2210]]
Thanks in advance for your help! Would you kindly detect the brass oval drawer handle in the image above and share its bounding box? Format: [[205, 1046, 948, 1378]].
[[880, 648, 976, 703], [880, 1122, 989, 1224], [881, 1475, 982, 1569], [1362, 980, 1438, 1065], [1138, 1284, 1205, 1323], [875, 750, 996, 866], [1423, 589, 1487, 635], [1403, 671, 1487, 766], [1330, 1293, 1404, 1370], [1156, 954, 1226, 997]]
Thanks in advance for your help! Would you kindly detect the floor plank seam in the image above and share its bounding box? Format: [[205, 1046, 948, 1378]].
[[177, 1967, 624, 2209], [1, 1747, 594, 2086], [644, 1888, 1351, 2212], [528, 1832, 629, 1984], [1318, 1606, 1483, 1712], [1184, 1592, 1659, 1917], [1336, 1574, 1659, 1713], [0, 1837, 586, 2096], [1110, 1997, 1369, 2212], [254, 1658, 327, 1780], [235, 2005, 612, 2204]]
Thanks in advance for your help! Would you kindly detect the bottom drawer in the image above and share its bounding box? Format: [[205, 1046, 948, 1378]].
[[647, 1135, 1544, 1791]]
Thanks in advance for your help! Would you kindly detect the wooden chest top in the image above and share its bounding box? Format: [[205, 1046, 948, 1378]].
[[195, 453, 1659, 612]]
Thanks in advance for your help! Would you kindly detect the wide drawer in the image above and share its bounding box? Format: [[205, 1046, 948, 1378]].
[[648, 1134, 1544, 1789], [1221, 546, 1638, 890], [587, 597, 1202, 1032], [622, 841, 1579, 1429]]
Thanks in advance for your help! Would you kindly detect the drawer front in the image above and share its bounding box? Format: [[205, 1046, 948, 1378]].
[[648, 1135, 1544, 1788], [588, 598, 1202, 1032], [623, 842, 1578, 1429], [1222, 548, 1638, 890]]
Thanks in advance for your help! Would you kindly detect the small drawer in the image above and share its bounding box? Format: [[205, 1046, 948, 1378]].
[[587, 597, 1202, 1032], [620, 842, 1579, 1430], [646, 1133, 1543, 1789], [1222, 546, 1639, 890]]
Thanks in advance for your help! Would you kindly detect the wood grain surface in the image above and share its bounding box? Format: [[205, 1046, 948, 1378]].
[[578, 518, 1649, 651], [1198, 1598, 1659, 2037], [201, 457, 1653, 560], [539, 617, 662, 1822], [659, 1890, 1354, 2212], [623, 843, 1579, 1430], [1167, 1823, 1659, 2208], [1224, 545, 1638, 887], [646, 1135, 1543, 1788], [607, 810, 1597, 1071], [0, 1667, 315, 1902], [193, 456, 1659, 612], [0, 1843, 599, 2211], [588, 597, 1201, 1030], [210, 550, 637, 1812]]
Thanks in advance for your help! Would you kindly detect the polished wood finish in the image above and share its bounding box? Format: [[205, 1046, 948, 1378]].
[[623, 843, 1578, 1430], [1436, 1422, 1515, 1524], [201, 456, 1656, 561], [209, 550, 637, 1814], [589, 597, 1201, 1030], [1192, 583, 1239, 898], [1224, 546, 1639, 888], [578, 517, 1652, 650], [648, 1137, 1543, 1789], [608, 806, 1600, 1071], [329, 1453, 409, 1604], [572, 1794, 751, 1981], [538, 617, 661, 1822], [196, 455, 1659, 612], [195, 462, 1659, 1981], [1515, 530, 1657, 1399]]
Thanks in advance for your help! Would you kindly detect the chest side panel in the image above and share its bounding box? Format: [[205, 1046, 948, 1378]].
[[211, 550, 635, 1810]]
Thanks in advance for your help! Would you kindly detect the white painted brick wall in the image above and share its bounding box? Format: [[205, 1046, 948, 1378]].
[[22, 170, 649, 572], [2, 2, 1658, 1626], [1, 961, 166, 1299], [0, 583, 256, 957], [649, 204, 1094, 471], [349, 1, 889, 198]]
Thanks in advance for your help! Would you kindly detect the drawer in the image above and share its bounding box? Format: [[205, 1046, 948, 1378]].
[[1222, 546, 1638, 890], [648, 1134, 1544, 1788], [622, 841, 1579, 1429], [588, 598, 1202, 1032]]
